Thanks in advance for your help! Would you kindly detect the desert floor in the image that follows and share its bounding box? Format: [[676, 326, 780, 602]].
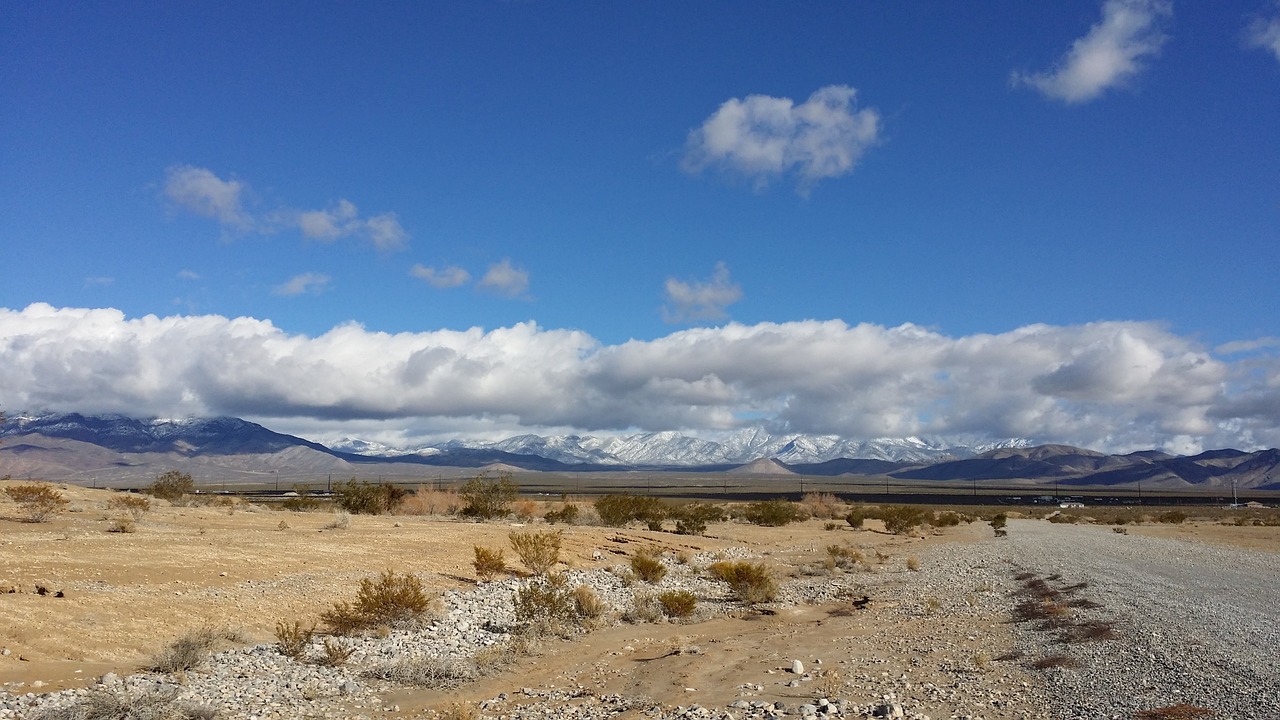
[[2, 481, 1277, 719]]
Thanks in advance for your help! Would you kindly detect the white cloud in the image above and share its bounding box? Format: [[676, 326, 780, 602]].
[[164, 166, 407, 250], [177, 270, 201, 281], [662, 262, 743, 324], [410, 264, 471, 289], [273, 272, 331, 297], [1246, 9, 1280, 63], [1012, 0, 1172, 103], [164, 165, 252, 230], [682, 85, 880, 193], [1216, 336, 1280, 355], [83, 276, 114, 287], [4, 304, 1278, 453], [478, 259, 530, 298]]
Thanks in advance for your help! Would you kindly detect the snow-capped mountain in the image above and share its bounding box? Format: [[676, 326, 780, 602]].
[[336, 428, 1037, 466]]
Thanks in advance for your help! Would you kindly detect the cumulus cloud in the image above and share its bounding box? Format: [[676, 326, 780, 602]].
[[1012, 0, 1172, 103], [1246, 8, 1280, 63], [682, 85, 880, 193], [164, 166, 407, 250], [3, 304, 1279, 453], [410, 264, 471, 289], [478, 259, 530, 298], [164, 165, 252, 230], [273, 272, 331, 296], [662, 262, 743, 324]]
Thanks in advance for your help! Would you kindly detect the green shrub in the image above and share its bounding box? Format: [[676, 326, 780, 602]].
[[657, 590, 698, 618], [459, 472, 519, 519], [321, 570, 434, 634], [593, 494, 668, 528], [845, 508, 867, 529], [509, 530, 562, 575], [708, 560, 778, 604], [473, 546, 506, 582], [879, 505, 929, 535], [513, 574, 575, 628], [4, 483, 68, 522], [333, 479, 406, 515], [990, 512, 1008, 537], [934, 511, 962, 527], [146, 470, 194, 502], [543, 503, 580, 525], [672, 503, 726, 535], [743, 499, 807, 527], [630, 551, 667, 584]]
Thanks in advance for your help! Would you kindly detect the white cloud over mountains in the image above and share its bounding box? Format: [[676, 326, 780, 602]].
[[163, 165, 408, 250], [682, 85, 880, 193], [662, 262, 743, 323], [1013, 0, 1172, 103], [2, 303, 1278, 454]]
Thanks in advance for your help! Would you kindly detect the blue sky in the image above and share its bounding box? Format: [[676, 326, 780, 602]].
[[2, 1, 1279, 453]]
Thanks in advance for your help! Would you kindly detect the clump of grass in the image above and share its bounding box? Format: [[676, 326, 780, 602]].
[[623, 590, 665, 623], [905, 555, 920, 572], [106, 517, 136, 533], [513, 499, 538, 522], [630, 550, 667, 584], [799, 492, 843, 519], [473, 546, 506, 582], [145, 626, 239, 673], [34, 689, 216, 720], [657, 590, 698, 618], [509, 530, 562, 575], [428, 700, 481, 720], [571, 585, 609, 620], [708, 560, 778, 604], [321, 570, 435, 635], [326, 511, 352, 530]]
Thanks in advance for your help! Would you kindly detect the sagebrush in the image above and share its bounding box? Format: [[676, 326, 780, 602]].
[[322, 570, 434, 634]]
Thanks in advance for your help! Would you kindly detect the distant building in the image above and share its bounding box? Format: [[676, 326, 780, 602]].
[[1059, 501, 1085, 509]]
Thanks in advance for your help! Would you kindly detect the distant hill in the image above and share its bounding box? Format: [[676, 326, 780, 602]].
[[2, 412, 1277, 490]]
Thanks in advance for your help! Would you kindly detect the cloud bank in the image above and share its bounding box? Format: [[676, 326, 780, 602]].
[[2, 304, 1278, 454], [1013, 0, 1172, 103], [682, 85, 880, 193], [164, 165, 408, 250]]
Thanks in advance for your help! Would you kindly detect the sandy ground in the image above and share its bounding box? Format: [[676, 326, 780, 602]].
[[2, 481, 1276, 717]]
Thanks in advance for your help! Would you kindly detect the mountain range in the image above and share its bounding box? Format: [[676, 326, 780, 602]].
[[1, 412, 1277, 491]]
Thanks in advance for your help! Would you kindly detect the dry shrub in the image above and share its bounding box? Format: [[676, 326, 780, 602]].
[[657, 589, 698, 618], [630, 550, 667, 584], [107, 494, 151, 520], [4, 483, 68, 523], [322, 570, 434, 635], [543, 502, 580, 525], [364, 656, 476, 689], [473, 546, 506, 582], [1061, 620, 1117, 643], [399, 486, 464, 516], [880, 505, 929, 535], [274, 620, 312, 660], [509, 530, 561, 575], [799, 492, 843, 519], [1156, 510, 1188, 524], [106, 517, 136, 533], [826, 544, 864, 570], [459, 472, 518, 520], [320, 638, 354, 667], [708, 560, 778, 604], [326, 512, 352, 530], [147, 470, 194, 502], [513, 499, 539, 522], [906, 555, 921, 572], [513, 573, 576, 631], [623, 590, 665, 623]]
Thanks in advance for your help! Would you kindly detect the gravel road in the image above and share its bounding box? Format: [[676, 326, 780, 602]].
[[983, 520, 1280, 719]]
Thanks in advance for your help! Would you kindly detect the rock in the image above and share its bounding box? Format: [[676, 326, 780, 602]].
[[792, 659, 805, 674], [98, 673, 119, 685]]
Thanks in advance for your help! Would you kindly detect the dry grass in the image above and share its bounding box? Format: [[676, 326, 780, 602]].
[[657, 589, 698, 618], [397, 486, 463, 516], [145, 626, 240, 673], [473, 545, 506, 582], [1132, 704, 1215, 719], [799, 492, 844, 520], [509, 530, 562, 576], [708, 560, 778, 604], [274, 620, 312, 660], [321, 570, 435, 635], [630, 550, 668, 584], [1029, 654, 1080, 670]]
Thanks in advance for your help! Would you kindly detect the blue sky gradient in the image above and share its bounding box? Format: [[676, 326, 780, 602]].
[[2, 1, 1278, 452]]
